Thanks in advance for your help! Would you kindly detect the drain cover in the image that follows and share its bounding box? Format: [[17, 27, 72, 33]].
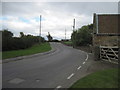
[[8, 78, 25, 84]]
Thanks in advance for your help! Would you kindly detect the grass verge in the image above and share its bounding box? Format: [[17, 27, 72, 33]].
[[2, 42, 51, 59], [70, 68, 118, 88]]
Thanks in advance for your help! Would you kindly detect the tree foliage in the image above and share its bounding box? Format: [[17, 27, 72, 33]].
[[71, 24, 93, 47], [2, 30, 45, 51], [46, 32, 53, 42]]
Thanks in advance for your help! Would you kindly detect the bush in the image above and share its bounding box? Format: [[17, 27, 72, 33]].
[[2, 30, 45, 51]]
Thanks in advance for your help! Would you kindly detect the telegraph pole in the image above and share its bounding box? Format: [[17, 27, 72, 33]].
[[65, 28, 66, 40], [73, 18, 75, 31], [39, 15, 42, 44], [72, 18, 75, 48]]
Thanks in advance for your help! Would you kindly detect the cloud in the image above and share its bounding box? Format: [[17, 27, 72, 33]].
[[1, 2, 118, 40]]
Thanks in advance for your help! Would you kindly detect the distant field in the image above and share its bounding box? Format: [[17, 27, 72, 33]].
[[3, 42, 51, 59], [70, 68, 118, 88], [63, 41, 72, 45]]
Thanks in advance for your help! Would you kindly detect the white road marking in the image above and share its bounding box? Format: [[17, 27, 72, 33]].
[[56, 86, 62, 89], [77, 66, 82, 70], [67, 73, 74, 79], [85, 54, 88, 61], [83, 62, 85, 64]]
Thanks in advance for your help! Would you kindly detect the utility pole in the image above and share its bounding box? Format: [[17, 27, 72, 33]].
[[73, 18, 75, 31], [65, 28, 66, 40], [39, 15, 42, 44]]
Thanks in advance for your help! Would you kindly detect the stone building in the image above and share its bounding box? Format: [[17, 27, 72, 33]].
[[93, 13, 119, 63]]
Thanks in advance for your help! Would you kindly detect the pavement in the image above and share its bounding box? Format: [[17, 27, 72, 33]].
[[2, 42, 117, 89]]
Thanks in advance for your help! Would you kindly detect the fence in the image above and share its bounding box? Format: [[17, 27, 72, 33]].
[[100, 46, 119, 64]]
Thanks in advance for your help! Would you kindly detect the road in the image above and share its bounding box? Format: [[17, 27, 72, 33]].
[[3, 42, 91, 88]]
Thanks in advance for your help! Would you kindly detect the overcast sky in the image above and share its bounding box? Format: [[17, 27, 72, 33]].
[[1, 2, 118, 40]]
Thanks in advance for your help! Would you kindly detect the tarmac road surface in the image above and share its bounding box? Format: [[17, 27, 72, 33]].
[[3, 42, 90, 88]]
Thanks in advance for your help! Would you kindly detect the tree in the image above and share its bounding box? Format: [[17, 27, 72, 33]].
[[2, 30, 14, 51], [71, 30, 77, 47], [47, 32, 53, 42], [2, 29, 13, 38], [20, 32, 25, 37], [71, 24, 93, 47]]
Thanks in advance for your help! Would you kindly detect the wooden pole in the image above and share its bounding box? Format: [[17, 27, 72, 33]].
[[73, 18, 75, 31], [39, 15, 41, 44], [65, 29, 66, 40]]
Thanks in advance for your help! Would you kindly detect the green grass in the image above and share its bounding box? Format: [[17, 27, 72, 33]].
[[0, 52, 1, 59], [2, 42, 52, 59], [63, 41, 72, 45], [70, 68, 118, 88]]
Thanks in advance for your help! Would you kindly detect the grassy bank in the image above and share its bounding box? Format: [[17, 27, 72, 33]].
[[70, 68, 118, 88], [3, 42, 51, 59]]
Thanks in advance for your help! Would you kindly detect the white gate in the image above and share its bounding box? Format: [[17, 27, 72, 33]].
[[100, 46, 119, 64]]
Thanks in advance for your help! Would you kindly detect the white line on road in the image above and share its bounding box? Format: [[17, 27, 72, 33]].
[[83, 62, 85, 64], [67, 73, 74, 80], [85, 54, 88, 61], [56, 86, 62, 89], [77, 66, 82, 70]]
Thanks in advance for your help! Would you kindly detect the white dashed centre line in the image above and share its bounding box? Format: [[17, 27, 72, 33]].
[[85, 54, 88, 61], [77, 66, 82, 70], [83, 62, 85, 64], [56, 86, 62, 89], [67, 73, 74, 80]]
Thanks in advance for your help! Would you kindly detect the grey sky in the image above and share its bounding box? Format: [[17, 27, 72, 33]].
[[1, 2, 118, 40]]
